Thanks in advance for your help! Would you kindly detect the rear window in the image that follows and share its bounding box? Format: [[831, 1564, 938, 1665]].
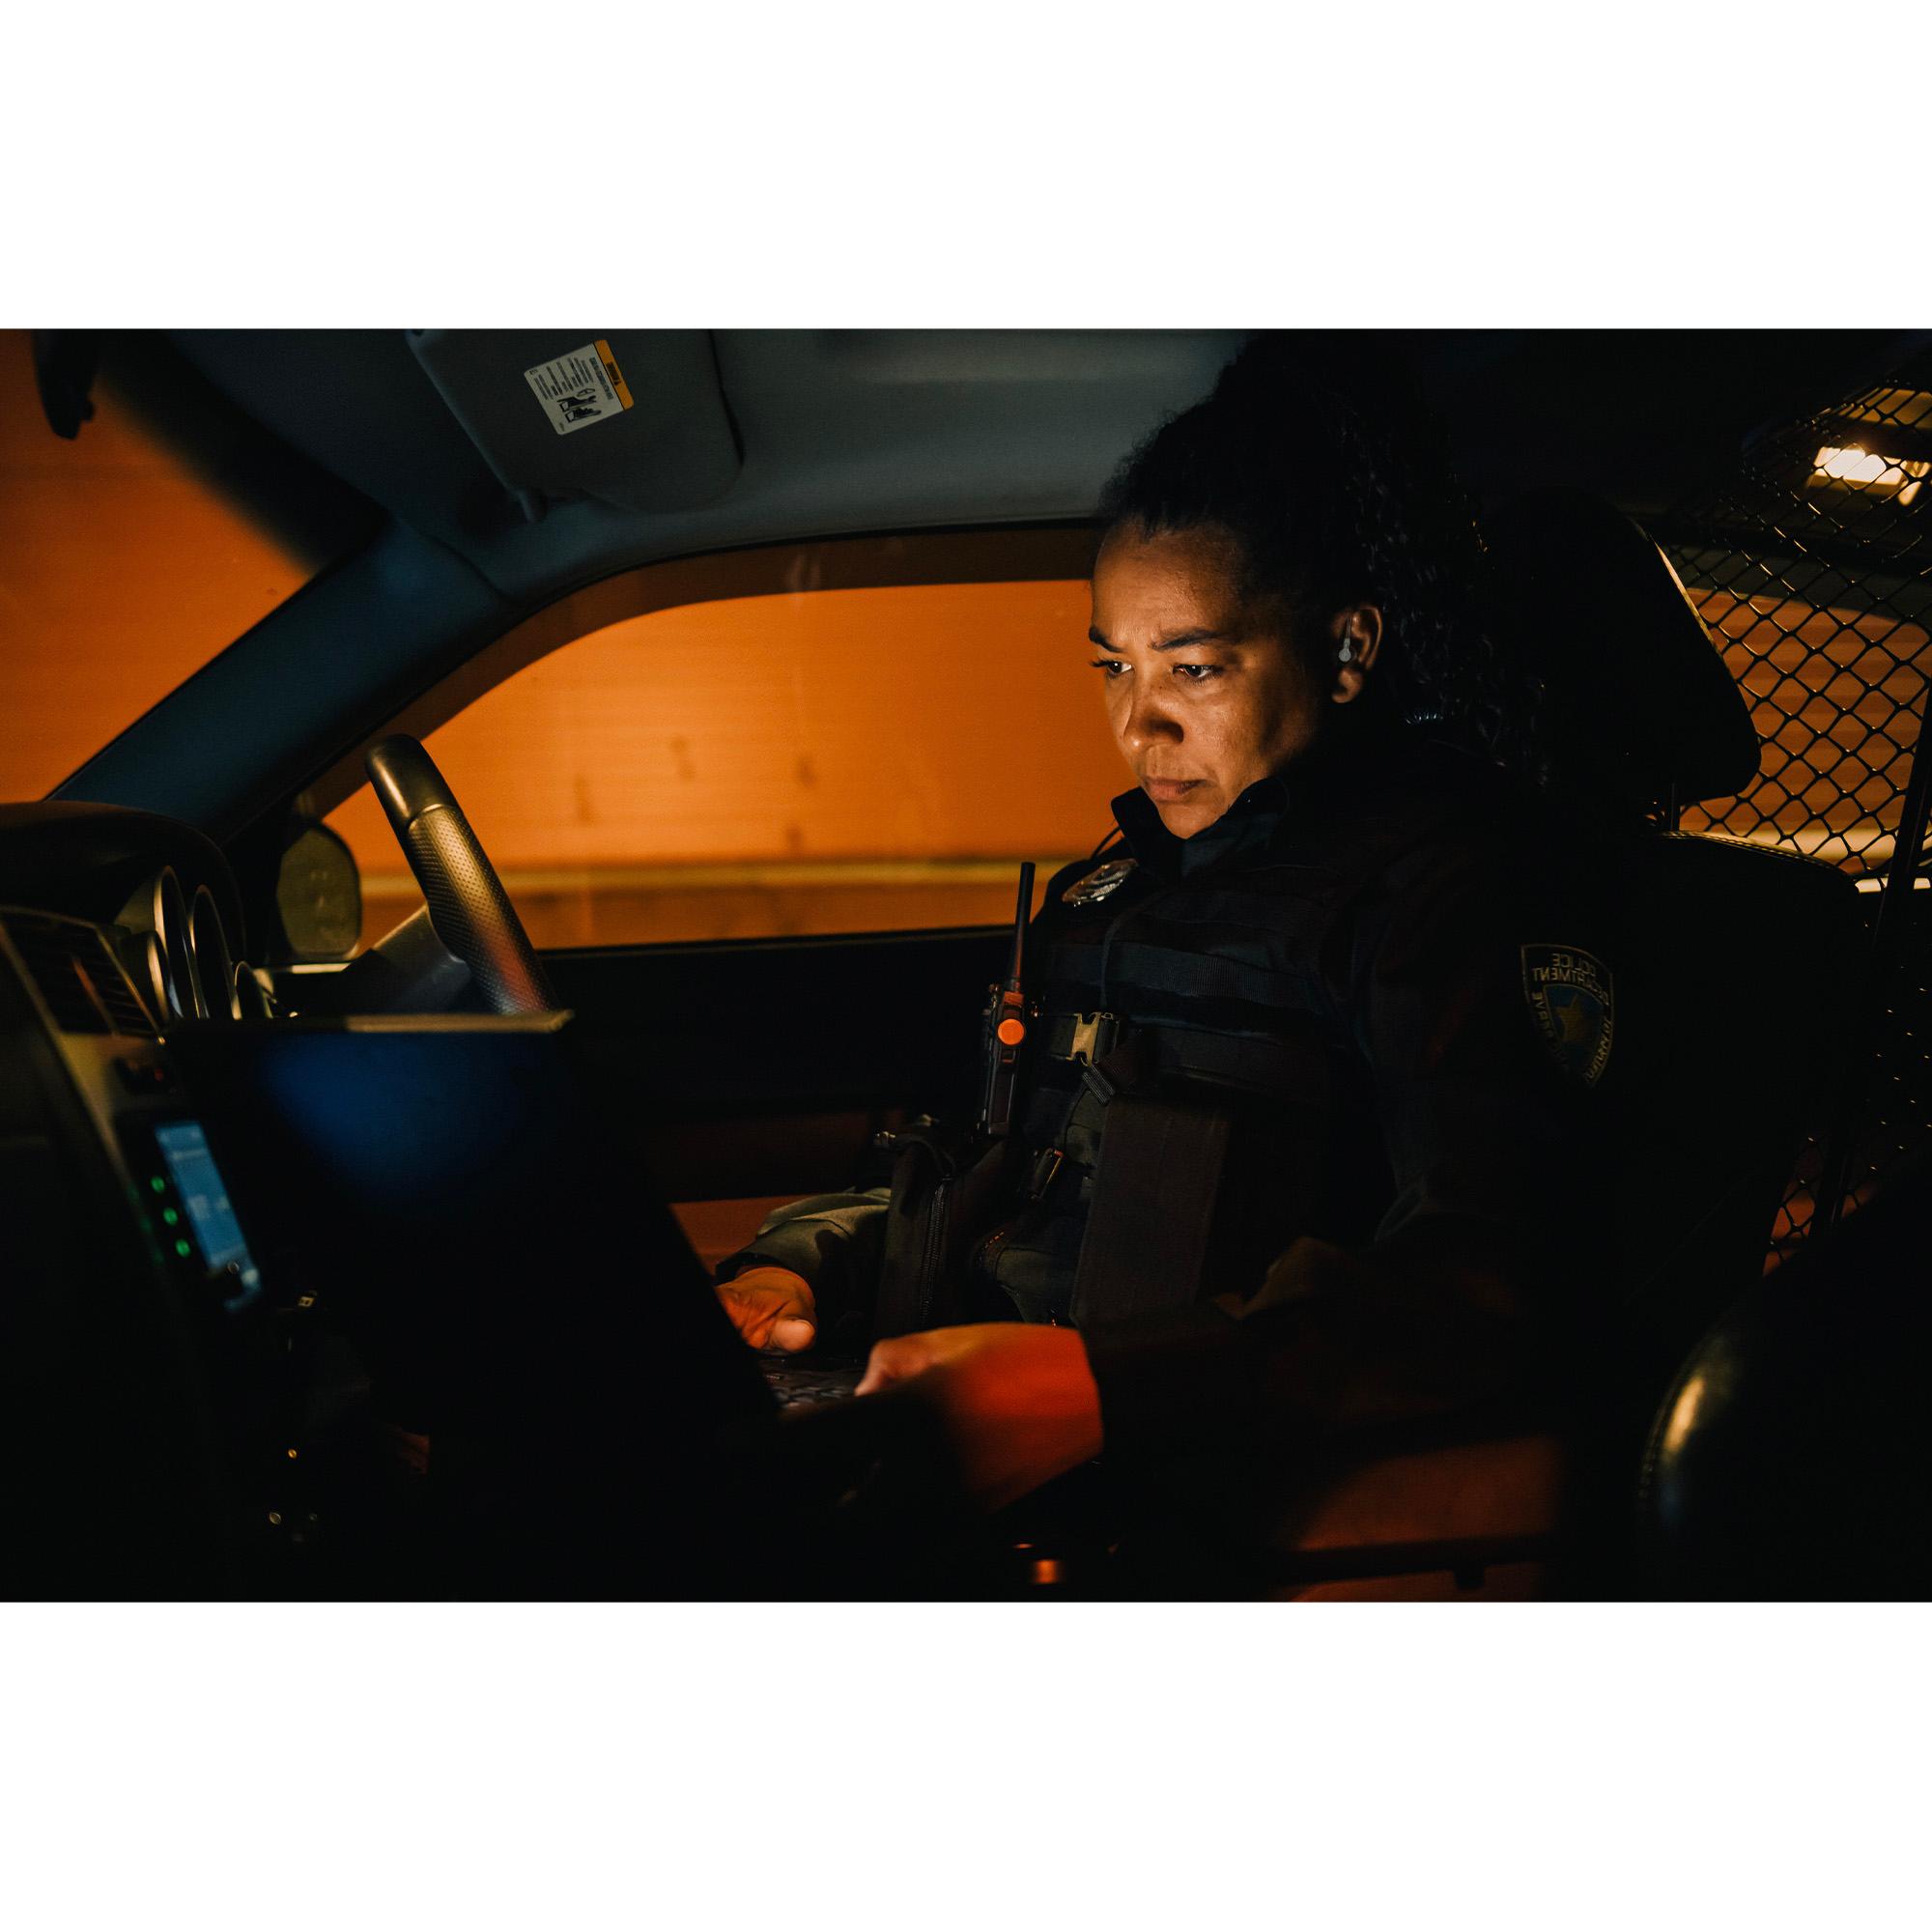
[[1681, 583, 1928, 874]]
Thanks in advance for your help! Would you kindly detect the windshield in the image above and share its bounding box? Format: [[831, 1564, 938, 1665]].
[[0, 328, 371, 802]]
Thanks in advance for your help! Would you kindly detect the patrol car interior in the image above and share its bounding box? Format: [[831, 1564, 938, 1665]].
[[6, 327, 1931, 1599]]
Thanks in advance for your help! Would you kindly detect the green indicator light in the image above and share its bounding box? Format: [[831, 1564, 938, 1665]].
[[174, 1238, 192, 1259], [150, 1176, 167, 1194], [162, 1208, 180, 1227]]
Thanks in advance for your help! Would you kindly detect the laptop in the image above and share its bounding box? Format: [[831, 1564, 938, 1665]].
[[164, 1021, 1264, 1596]]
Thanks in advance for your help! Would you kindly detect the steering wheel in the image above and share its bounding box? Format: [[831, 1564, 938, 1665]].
[[364, 734, 556, 1015]]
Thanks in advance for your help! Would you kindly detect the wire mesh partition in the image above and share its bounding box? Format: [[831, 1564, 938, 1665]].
[[1651, 356, 1932, 1258]]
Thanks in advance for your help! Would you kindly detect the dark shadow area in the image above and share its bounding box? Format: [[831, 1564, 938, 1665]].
[[1635, 1145, 1932, 1600]]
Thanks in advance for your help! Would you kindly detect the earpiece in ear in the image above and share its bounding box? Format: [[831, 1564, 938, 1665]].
[[1338, 639, 1354, 665]]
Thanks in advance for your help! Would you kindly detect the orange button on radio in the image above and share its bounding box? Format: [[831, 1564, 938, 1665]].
[[997, 1018, 1027, 1046]]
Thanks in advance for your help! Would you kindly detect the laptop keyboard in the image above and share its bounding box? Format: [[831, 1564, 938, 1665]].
[[760, 1358, 865, 1408]]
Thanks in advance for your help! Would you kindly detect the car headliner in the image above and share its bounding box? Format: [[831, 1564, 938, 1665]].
[[51, 327, 1928, 843]]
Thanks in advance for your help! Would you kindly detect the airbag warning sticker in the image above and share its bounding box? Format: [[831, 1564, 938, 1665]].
[[524, 339, 635, 437]]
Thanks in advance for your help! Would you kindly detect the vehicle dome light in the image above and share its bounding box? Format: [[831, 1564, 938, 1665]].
[[1810, 443, 1928, 506]]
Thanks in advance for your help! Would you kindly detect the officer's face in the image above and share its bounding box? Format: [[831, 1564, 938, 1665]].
[[1090, 525, 1365, 838]]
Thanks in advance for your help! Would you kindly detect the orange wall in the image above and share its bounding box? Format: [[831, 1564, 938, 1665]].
[[0, 329, 310, 802]]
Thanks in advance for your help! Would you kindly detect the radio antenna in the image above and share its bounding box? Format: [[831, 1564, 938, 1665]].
[[979, 862, 1036, 1140], [1006, 862, 1034, 991]]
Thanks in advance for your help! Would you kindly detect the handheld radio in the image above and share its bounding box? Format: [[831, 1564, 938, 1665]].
[[977, 862, 1035, 1139]]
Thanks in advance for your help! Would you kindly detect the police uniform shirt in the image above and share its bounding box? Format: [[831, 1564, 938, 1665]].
[[725, 711, 1621, 1469]]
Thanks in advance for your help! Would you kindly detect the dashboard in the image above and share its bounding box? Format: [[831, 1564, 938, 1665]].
[[0, 799, 772, 1597], [0, 803, 313, 1590], [0, 801, 254, 1015]]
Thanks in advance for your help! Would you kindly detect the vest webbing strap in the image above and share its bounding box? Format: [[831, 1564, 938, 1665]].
[[1035, 1010, 1338, 1100]]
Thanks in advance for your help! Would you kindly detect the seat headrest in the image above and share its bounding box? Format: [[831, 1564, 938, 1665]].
[[1483, 487, 1760, 809]]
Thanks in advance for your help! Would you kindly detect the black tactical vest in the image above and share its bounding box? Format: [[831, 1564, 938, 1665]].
[[963, 719, 1581, 1331]]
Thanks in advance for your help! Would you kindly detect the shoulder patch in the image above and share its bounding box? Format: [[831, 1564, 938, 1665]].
[[1061, 857, 1137, 907], [1521, 944, 1614, 1086]]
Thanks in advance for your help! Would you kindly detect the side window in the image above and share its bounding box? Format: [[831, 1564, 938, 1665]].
[[327, 577, 1123, 949]]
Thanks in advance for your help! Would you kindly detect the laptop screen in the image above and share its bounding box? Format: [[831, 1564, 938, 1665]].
[[166, 1020, 776, 1441]]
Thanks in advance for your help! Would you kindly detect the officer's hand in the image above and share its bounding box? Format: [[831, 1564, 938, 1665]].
[[855, 1323, 1103, 1511], [716, 1266, 816, 1351]]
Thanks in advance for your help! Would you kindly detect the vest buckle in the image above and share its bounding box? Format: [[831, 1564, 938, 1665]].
[[1066, 1010, 1113, 1064]]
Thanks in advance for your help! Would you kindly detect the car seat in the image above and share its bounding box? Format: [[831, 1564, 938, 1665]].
[[1483, 488, 1870, 1588]]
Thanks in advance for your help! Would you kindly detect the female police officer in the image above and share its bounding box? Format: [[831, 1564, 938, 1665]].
[[715, 338, 1615, 1518]]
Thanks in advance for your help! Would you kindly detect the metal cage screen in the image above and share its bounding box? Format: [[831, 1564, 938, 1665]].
[[1651, 355, 1932, 1260]]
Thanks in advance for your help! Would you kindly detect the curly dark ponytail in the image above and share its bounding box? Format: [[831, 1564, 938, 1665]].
[[1098, 333, 1540, 776]]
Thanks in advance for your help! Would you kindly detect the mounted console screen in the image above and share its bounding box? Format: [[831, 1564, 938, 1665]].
[[153, 1119, 263, 1308]]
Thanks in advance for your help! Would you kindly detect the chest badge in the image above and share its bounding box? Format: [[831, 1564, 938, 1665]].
[[1521, 945, 1614, 1087], [1061, 857, 1137, 907]]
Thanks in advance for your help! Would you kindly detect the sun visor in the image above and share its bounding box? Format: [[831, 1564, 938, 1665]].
[[407, 329, 741, 518]]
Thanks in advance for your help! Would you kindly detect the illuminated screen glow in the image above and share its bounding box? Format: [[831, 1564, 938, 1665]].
[[154, 1121, 262, 1306]]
